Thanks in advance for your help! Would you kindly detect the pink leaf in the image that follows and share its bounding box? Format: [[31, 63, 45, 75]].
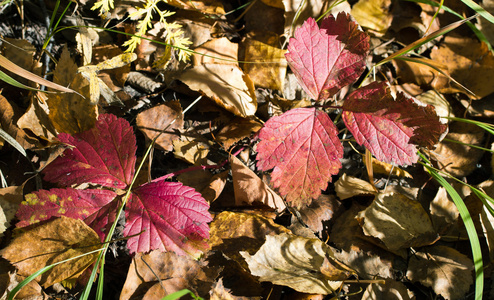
[[256, 108, 343, 208], [285, 12, 369, 101], [43, 114, 136, 189], [16, 188, 117, 240], [124, 181, 212, 257], [342, 82, 447, 165]]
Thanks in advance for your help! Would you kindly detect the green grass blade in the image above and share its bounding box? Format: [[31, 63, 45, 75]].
[[160, 289, 203, 300], [461, 0, 494, 24], [421, 156, 483, 300]]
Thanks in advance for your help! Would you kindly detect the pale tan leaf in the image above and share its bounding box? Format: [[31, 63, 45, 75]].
[[430, 186, 460, 235], [240, 233, 354, 294], [298, 194, 341, 234], [173, 135, 209, 165], [362, 279, 413, 300], [406, 246, 474, 300], [351, 0, 393, 35], [333, 249, 393, 280], [371, 158, 412, 178], [200, 170, 228, 203], [231, 155, 286, 212], [357, 192, 438, 250], [0, 217, 101, 288], [334, 173, 376, 200], [0, 185, 23, 237], [180, 64, 257, 117]]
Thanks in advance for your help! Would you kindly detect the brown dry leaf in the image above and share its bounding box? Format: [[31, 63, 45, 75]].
[[392, 58, 450, 92], [17, 92, 58, 144], [406, 245, 474, 300], [351, 0, 393, 36], [47, 47, 97, 135], [0, 185, 23, 237], [478, 0, 494, 45], [167, 0, 224, 14], [434, 121, 485, 177], [357, 192, 438, 251], [281, 0, 326, 37], [179, 38, 257, 117], [242, 33, 287, 90], [1, 272, 47, 300], [361, 279, 413, 299], [416, 90, 454, 119], [230, 155, 286, 212], [240, 233, 354, 294], [477, 180, 494, 260], [177, 169, 213, 192], [0, 216, 101, 287], [431, 35, 494, 99], [173, 135, 209, 165], [333, 249, 393, 280], [334, 174, 377, 200], [209, 211, 290, 266], [216, 117, 262, 150], [136, 101, 183, 151], [201, 170, 228, 203], [1, 38, 42, 87], [0, 93, 38, 149], [210, 278, 250, 300], [429, 186, 460, 236], [120, 250, 212, 300], [297, 194, 341, 234], [371, 158, 412, 178]]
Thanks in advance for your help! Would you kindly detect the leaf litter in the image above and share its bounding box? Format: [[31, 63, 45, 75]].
[[0, 0, 492, 299]]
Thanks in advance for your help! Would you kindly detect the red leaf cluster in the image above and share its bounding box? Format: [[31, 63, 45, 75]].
[[17, 114, 212, 256]]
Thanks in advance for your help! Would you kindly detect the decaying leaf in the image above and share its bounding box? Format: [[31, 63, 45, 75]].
[[0, 217, 101, 288], [351, 0, 393, 35], [231, 155, 285, 212], [120, 250, 211, 300], [173, 134, 209, 165], [256, 107, 343, 208], [179, 38, 257, 117], [0, 185, 23, 236], [357, 192, 439, 250], [334, 173, 377, 200], [407, 245, 474, 300], [47, 47, 97, 135], [362, 279, 413, 299], [297, 194, 341, 234], [216, 117, 262, 150], [333, 249, 393, 280], [241, 233, 354, 294], [136, 101, 184, 151]]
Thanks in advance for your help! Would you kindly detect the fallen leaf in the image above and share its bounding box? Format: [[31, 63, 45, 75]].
[[216, 117, 262, 150], [333, 249, 393, 280], [431, 35, 494, 99], [230, 155, 285, 212], [16, 92, 58, 143], [351, 0, 393, 35], [241, 233, 354, 294], [371, 158, 412, 178], [434, 121, 485, 177], [334, 173, 377, 200], [47, 47, 97, 135], [0, 217, 101, 288], [136, 101, 184, 151], [406, 245, 474, 300], [173, 134, 209, 165], [256, 107, 343, 208], [0, 185, 23, 236], [179, 38, 257, 117], [361, 279, 413, 299], [119, 250, 211, 300], [297, 194, 341, 235], [242, 33, 287, 90], [429, 186, 460, 236], [201, 170, 228, 203], [0, 93, 37, 149], [357, 192, 439, 250]]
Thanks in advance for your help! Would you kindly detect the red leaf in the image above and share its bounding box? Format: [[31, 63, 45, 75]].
[[16, 188, 117, 240], [342, 82, 447, 165], [285, 12, 369, 102], [256, 108, 343, 208], [43, 114, 136, 189], [124, 181, 212, 257]]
